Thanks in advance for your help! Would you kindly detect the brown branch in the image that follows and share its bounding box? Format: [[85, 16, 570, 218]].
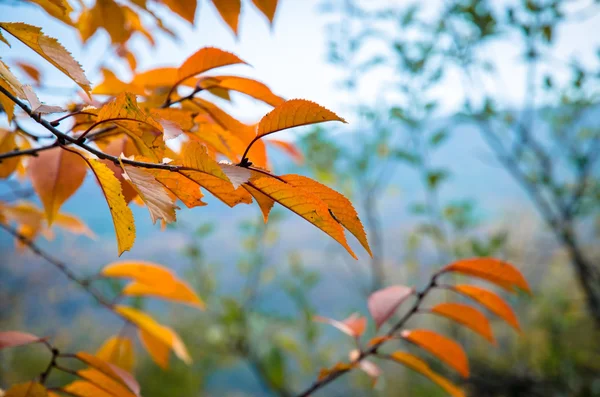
[[0, 222, 115, 311], [295, 272, 440, 396]]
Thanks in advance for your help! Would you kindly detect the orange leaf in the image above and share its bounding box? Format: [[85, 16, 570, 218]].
[[53, 212, 96, 239], [314, 313, 366, 338], [101, 137, 138, 203], [401, 329, 469, 377], [256, 99, 347, 139], [251, 0, 278, 23], [0, 22, 91, 95], [123, 281, 204, 309], [161, 0, 197, 24], [0, 79, 16, 122], [281, 174, 371, 256], [203, 75, 284, 107], [0, 331, 43, 350], [267, 139, 303, 164], [75, 351, 140, 396], [389, 352, 465, 397], [178, 47, 245, 85], [4, 382, 47, 397], [243, 183, 274, 222], [0, 129, 20, 178], [209, 0, 241, 34], [317, 362, 355, 381], [248, 176, 356, 258], [115, 305, 191, 365], [147, 168, 207, 208], [62, 380, 113, 397], [76, 368, 136, 397], [28, 147, 87, 226], [441, 257, 531, 294], [430, 303, 495, 343], [368, 285, 414, 329], [452, 284, 520, 331], [95, 336, 135, 372]]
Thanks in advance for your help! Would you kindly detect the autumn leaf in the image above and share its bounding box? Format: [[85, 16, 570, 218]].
[[25, 0, 74, 26], [317, 362, 356, 381], [96, 336, 135, 372], [54, 212, 96, 239], [251, 0, 279, 23], [120, 159, 179, 225], [0, 79, 16, 122], [243, 183, 274, 222], [267, 139, 303, 164], [281, 174, 371, 256], [15, 61, 42, 85], [452, 284, 520, 331], [368, 285, 414, 329], [76, 368, 136, 397], [248, 176, 357, 258], [62, 380, 114, 397], [389, 352, 465, 397], [101, 260, 204, 308], [209, 0, 241, 34], [4, 382, 47, 397], [0, 331, 43, 350], [28, 147, 87, 226], [100, 137, 138, 203], [0, 30, 9, 46], [441, 257, 531, 294], [201, 75, 284, 106], [75, 351, 140, 396], [82, 157, 135, 255], [115, 305, 191, 366], [401, 329, 469, 377], [0, 129, 20, 178], [147, 168, 207, 208], [161, 0, 197, 24], [314, 313, 367, 338], [0, 60, 26, 99], [23, 85, 65, 114], [430, 302, 495, 343], [0, 22, 91, 95], [256, 99, 347, 139], [178, 47, 246, 87]]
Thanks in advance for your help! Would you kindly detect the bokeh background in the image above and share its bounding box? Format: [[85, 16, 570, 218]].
[[1, 0, 600, 396]]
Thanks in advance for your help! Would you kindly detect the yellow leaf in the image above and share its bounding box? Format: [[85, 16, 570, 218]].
[[243, 183, 274, 222], [75, 351, 140, 396], [0, 22, 91, 95], [101, 137, 138, 203], [123, 281, 204, 309], [28, 147, 87, 226], [178, 47, 245, 85], [119, 160, 178, 225], [152, 108, 197, 131], [209, 0, 241, 35], [0, 60, 26, 98], [96, 336, 135, 372], [441, 257, 531, 294], [93, 68, 140, 96], [452, 284, 520, 331], [389, 352, 465, 397], [247, 176, 357, 258], [251, 0, 278, 23], [96, 93, 164, 160], [77, 368, 136, 397], [62, 380, 114, 397], [54, 212, 96, 239], [0, 30, 9, 46], [132, 67, 178, 90], [0, 129, 20, 178], [5, 382, 47, 397], [281, 174, 371, 256], [83, 158, 135, 255], [24, 0, 74, 26], [115, 306, 191, 365], [162, 0, 197, 24], [0, 80, 16, 122], [256, 99, 347, 139], [401, 329, 469, 377], [101, 260, 204, 308], [430, 303, 495, 343], [138, 328, 170, 369], [79, 0, 128, 44]]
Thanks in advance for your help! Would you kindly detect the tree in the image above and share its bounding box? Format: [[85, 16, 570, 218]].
[[0, 1, 530, 396]]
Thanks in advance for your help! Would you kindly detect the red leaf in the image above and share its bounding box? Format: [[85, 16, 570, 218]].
[[0, 331, 43, 350]]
